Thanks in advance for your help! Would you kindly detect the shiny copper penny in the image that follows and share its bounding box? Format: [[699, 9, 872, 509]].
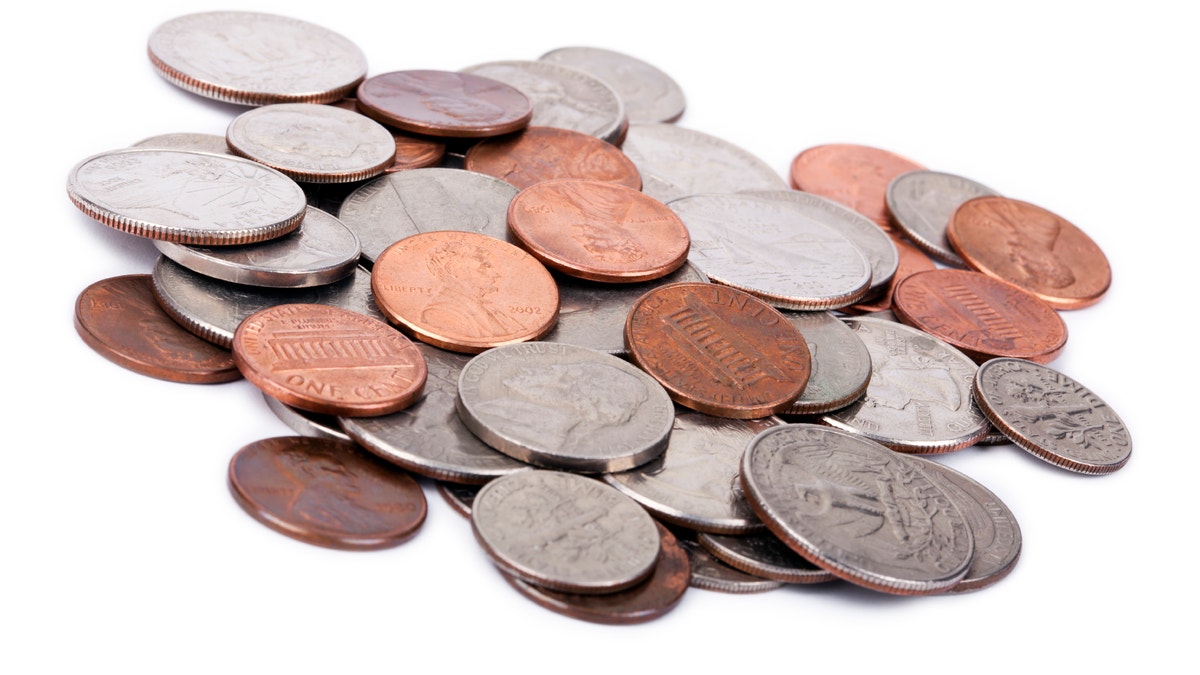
[[464, 126, 641, 190], [892, 268, 1068, 364], [228, 436, 427, 550], [232, 303, 427, 416], [842, 236, 938, 314], [947, 196, 1112, 310], [507, 179, 688, 283], [75, 275, 240, 384], [355, 70, 532, 138], [625, 283, 811, 419], [502, 522, 689, 624], [789, 143, 926, 231], [371, 231, 559, 353]]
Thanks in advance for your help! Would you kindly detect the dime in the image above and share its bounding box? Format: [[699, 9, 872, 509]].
[[262, 393, 351, 442], [697, 531, 836, 584], [625, 282, 812, 418], [74, 275, 240, 384], [778, 310, 872, 415], [147, 11, 367, 106], [507, 179, 689, 282], [948, 196, 1112, 310], [676, 532, 784, 593], [232, 303, 427, 417], [972, 358, 1132, 474], [789, 143, 926, 231], [355, 70, 532, 138], [886, 170, 1000, 267], [741, 424, 974, 595], [228, 436, 426, 550], [540, 46, 686, 124], [455, 342, 674, 473], [464, 126, 641, 191], [470, 470, 660, 594]]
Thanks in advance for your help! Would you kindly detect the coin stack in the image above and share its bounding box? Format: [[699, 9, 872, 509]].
[[69, 10, 1131, 623]]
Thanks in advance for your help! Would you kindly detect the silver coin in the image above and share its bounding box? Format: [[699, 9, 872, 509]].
[[539, 46, 686, 124], [337, 168, 518, 264], [437, 481, 480, 518], [262, 393, 351, 442], [741, 424, 974, 594], [604, 411, 783, 534], [455, 342, 674, 473], [132, 132, 231, 155], [470, 470, 660, 594], [821, 317, 989, 453], [696, 531, 836, 584], [340, 343, 530, 484], [67, 148, 306, 245], [886, 170, 1000, 267], [973, 358, 1132, 475], [669, 192, 872, 310], [907, 456, 1022, 592], [676, 533, 783, 594], [544, 262, 708, 355], [153, 207, 360, 288], [460, 60, 626, 144], [147, 11, 367, 106], [150, 256, 383, 347], [779, 310, 872, 415], [620, 123, 787, 204]]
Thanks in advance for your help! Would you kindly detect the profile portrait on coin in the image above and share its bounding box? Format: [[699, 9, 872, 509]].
[[420, 239, 528, 338], [558, 182, 649, 263], [974, 198, 1077, 289], [275, 446, 395, 532]]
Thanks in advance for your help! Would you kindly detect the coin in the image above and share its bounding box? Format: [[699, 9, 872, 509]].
[[327, 98, 446, 172], [74, 275, 240, 384], [841, 236, 937, 314], [789, 143, 926, 231], [132, 132, 232, 155], [886, 170, 1000, 267], [539, 46, 686, 124], [437, 481, 480, 518], [676, 532, 784, 594], [232, 303, 427, 417], [696, 531, 836, 584], [228, 436, 426, 550], [464, 126, 641, 191], [262, 393, 351, 442], [355, 70, 533, 138], [778, 310, 872, 415]]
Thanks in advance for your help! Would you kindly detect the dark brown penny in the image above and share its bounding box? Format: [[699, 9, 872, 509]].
[[789, 143, 925, 231], [371, 231, 559, 353], [501, 522, 689, 624], [892, 268, 1068, 364], [228, 436, 427, 550], [464, 126, 641, 190], [75, 275, 240, 384], [232, 303, 427, 416], [355, 70, 532, 138], [947, 196, 1111, 310], [507, 179, 689, 283], [625, 282, 811, 419], [842, 236, 938, 314]]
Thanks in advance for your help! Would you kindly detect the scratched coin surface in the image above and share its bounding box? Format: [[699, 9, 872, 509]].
[[948, 196, 1112, 310], [625, 283, 812, 418], [355, 70, 532, 138], [74, 275, 240, 384], [892, 268, 1068, 364], [741, 424, 974, 595], [67, 148, 306, 245], [973, 358, 1132, 474], [778, 310, 872, 415], [228, 436, 426, 550], [232, 303, 427, 417], [697, 531, 836, 584], [540, 46, 686, 124], [464, 126, 641, 191], [147, 11, 367, 105], [886, 170, 1000, 267], [507, 179, 689, 282], [789, 143, 926, 231], [470, 470, 661, 594], [456, 342, 674, 473], [371, 231, 559, 353]]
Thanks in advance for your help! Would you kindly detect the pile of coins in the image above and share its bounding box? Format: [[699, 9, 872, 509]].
[[69, 10, 1131, 623]]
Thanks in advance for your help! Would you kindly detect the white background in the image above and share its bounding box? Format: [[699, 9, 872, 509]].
[[6, 1, 1192, 672]]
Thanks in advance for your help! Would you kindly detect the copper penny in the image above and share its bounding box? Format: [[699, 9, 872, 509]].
[[75, 275, 240, 384], [501, 522, 689, 624], [328, 98, 446, 172], [232, 303, 427, 416], [892, 268, 1068, 364], [947, 196, 1112, 310], [228, 436, 427, 550], [355, 70, 532, 139], [625, 282, 811, 419], [842, 236, 938, 314], [464, 126, 641, 190], [371, 231, 559, 353], [788, 143, 925, 231], [507, 179, 688, 283]]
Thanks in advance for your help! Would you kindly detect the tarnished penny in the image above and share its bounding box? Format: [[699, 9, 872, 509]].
[[502, 522, 689, 624], [507, 179, 688, 282], [893, 268, 1068, 364], [464, 126, 641, 191], [355, 70, 533, 138], [625, 283, 812, 419], [948, 196, 1111, 310], [232, 303, 427, 416], [973, 358, 1132, 475], [75, 275, 240, 384], [228, 436, 426, 550], [371, 231, 559, 353], [789, 143, 926, 231]]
